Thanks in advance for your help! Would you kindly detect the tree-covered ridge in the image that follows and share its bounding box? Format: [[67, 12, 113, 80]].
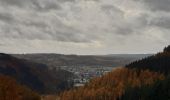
[[0, 74, 40, 100], [126, 46, 170, 74], [120, 45, 170, 100], [60, 68, 164, 100]]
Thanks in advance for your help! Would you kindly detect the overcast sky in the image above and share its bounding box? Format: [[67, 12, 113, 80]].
[[0, 0, 169, 55]]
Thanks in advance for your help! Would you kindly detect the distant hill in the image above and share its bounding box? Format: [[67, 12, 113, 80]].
[[0, 53, 74, 94], [105, 54, 152, 58], [13, 54, 151, 68]]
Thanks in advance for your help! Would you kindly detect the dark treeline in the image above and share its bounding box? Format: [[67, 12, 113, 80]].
[[121, 45, 170, 100], [126, 45, 170, 74]]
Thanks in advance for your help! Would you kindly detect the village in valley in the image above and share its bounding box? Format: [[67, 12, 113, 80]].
[[59, 66, 114, 87]]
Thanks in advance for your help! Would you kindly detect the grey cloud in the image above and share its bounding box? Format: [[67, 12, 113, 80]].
[[102, 5, 120, 11], [0, 0, 168, 54], [115, 26, 134, 35], [0, 18, 95, 43], [137, 0, 170, 12], [150, 16, 170, 29], [0, 0, 61, 11], [0, 0, 149, 43], [23, 21, 48, 28], [84, 0, 100, 2], [32, 0, 61, 11], [0, 12, 47, 28], [0, 13, 14, 23], [59, 0, 100, 2], [101, 5, 124, 15], [114, 13, 149, 36], [136, 14, 149, 26], [43, 27, 99, 43], [0, 43, 4, 46], [0, 0, 25, 7], [6, 29, 94, 43], [50, 31, 92, 43], [57, 0, 75, 2], [0, 6, 96, 43]]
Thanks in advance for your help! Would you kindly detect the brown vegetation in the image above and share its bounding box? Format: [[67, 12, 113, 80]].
[[60, 68, 164, 100], [0, 74, 40, 100]]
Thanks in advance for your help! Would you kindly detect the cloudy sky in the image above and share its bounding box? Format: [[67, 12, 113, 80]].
[[0, 0, 169, 55]]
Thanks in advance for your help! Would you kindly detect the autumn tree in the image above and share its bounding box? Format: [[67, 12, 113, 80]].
[[0, 75, 40, 100]]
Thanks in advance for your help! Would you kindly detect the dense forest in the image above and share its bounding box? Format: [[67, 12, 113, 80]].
[[59, 45, 170, 100], [126, 45, 170, 74], [0, 75, 40, 100], [121, 75, 170, 100]]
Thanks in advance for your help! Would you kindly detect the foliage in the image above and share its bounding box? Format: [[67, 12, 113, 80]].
[[164, 45, 170, 52], [60, 68, 164, 100], [121, 75, 170, 100], [126, 49, 170, 74], [0, 74, 40, 100]]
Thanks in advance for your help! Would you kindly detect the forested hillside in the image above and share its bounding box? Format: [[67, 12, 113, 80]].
[[0, 75, 40, 100], [126, 45, 170, 74], [0, 53, 74, 94], [59, 45, 170, 100]]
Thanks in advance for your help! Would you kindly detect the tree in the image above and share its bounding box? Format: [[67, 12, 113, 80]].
[[164, 45, 170, 52], [0, 75, 40, 100]]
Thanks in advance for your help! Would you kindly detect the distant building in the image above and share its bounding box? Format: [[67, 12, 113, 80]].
[[74, 83, 84, 87]]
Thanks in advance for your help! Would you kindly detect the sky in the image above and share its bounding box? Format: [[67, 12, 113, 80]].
[[0, 0, 169, 55]]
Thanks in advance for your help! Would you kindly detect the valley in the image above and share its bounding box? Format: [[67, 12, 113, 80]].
[[13, 54, 151, 87]]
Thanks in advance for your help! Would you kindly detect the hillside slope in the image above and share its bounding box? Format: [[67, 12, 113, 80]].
[[0, 74, 40, 100], [126, 45, 170, 74], [0, 53, 74, 94]]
